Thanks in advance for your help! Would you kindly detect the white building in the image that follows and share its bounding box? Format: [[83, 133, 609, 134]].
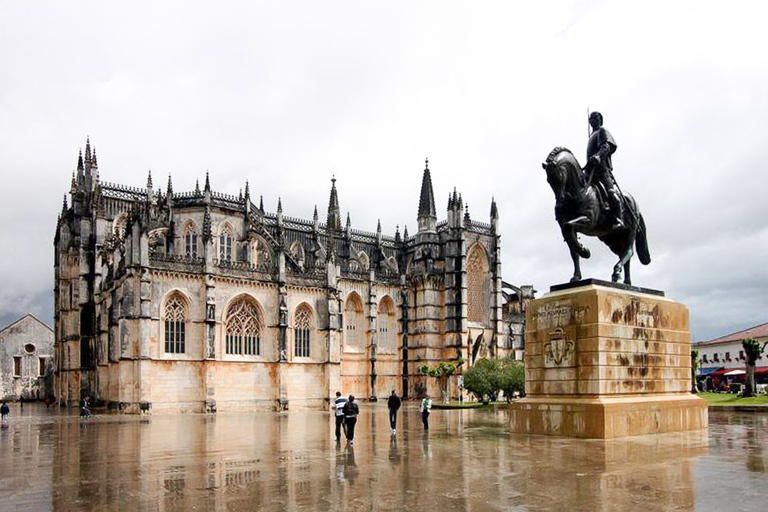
[[695, 321, 768, 379]]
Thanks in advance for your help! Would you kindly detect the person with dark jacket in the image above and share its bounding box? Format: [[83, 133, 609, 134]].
[[342, 395, 359, 445], [332, 391, 348, 442], [1, 401, 9, 424], [387, 390, 401, 434]]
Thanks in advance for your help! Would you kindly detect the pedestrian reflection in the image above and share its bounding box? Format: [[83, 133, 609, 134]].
[[388, 433, 401, 466], [421, 432, 432, 460], [336, 445, 358, 485]]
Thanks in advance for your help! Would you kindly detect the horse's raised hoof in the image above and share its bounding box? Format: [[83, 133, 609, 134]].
[[577, 247, 591, 259]]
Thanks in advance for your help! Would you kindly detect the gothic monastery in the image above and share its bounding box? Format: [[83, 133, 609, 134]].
[[54, 139, 514, 413]]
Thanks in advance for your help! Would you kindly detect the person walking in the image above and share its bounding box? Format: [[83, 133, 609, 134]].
[[342, 395, 359, 445], [420, 395, 432, 430], [387, 390, 401, 434], [332, 391, 348, 442], [0, 401, 9, 424], [81, 397, 92, 418]]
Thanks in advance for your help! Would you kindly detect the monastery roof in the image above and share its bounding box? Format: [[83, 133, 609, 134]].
[[0, 313, 54, 336], [697, 321, 768, 346]]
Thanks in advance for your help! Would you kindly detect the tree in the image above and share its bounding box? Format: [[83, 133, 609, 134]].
[[499, 358, 525, 401], [691, 348, 699, 394], [463, 358, 502, 404], [419, 358, 464, 403], [742, 338, 767, 397]]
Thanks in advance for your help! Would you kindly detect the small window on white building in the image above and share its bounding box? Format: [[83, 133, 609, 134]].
[[13, 356, 22, 377], [39, 357, 46, 377]]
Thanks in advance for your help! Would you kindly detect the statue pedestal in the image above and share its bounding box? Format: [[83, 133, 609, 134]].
[[510, 281, 707, 438]]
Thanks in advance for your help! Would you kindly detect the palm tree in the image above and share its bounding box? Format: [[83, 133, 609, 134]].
[[742, 338, 767, 397]]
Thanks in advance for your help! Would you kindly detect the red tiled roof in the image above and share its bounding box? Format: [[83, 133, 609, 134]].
[[698, 322, 768, 346]]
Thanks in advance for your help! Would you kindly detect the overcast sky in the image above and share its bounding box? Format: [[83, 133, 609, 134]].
[[1, 1, 766, 341]]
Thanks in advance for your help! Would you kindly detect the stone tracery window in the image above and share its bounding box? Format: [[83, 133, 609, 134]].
[[185, 225, 198, 258], [377, 296, 395, 353], [219, 227, 233, 262], [225, 297, 261, 355], [467, 244, 489, 324], [164, 295, 186, 354], [294, 304, 312, 358], [344, 293, 364, 351]]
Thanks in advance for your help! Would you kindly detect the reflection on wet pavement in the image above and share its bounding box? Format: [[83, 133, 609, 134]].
[[0, 404, 766, 511]]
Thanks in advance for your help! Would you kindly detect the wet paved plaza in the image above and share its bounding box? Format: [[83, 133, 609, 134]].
[[0, 403, 766, 512]]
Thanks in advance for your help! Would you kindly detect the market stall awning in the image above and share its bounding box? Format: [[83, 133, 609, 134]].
[[698, 367, 724, 376], [723, 369, 746, 376]]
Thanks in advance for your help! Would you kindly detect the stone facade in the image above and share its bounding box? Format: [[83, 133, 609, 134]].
[[0, 314, 54, 400], [54, 141, 509, 413]]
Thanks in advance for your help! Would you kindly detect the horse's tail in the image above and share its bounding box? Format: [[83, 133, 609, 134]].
[[635, 212, 651, 265]]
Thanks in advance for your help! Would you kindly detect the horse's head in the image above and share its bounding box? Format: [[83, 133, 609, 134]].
[[542, 147, 584, 205], [543, 147, 570, 203]]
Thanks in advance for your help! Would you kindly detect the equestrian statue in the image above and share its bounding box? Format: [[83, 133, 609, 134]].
[[542, 112, 650, 284]]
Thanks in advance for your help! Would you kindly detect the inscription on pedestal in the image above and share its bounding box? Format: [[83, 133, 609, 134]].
[[531, 302, 589, 329]]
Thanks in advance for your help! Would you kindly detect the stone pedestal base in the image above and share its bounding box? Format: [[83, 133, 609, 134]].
[[510, 393, 707, 439], [512, 281, 708, 439]]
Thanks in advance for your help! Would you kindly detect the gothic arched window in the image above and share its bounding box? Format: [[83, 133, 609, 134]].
[[164, 295, 186, 354], [219, 228, 233, 262], [185, 225, 198, 258], [344, 293, 364, 351], [378, 296, 396, 353], [294, 304, 312, 357], [467, 244, 490, 324], [225, 297, 261, 355]]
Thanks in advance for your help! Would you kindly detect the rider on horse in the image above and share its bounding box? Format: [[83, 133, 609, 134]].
[[585, 111, 624, 230]]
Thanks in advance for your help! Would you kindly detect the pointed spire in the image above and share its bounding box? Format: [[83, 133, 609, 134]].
[[327, 175, 341, 231], [146, 170, 153, 190], [77, 150, 84, 172], [418, 158, 436, 217], [417, 158, 437, 233], [62, 195, 68, 215], [244, 180, 250, 200], [91, 147, 98, 168], [377, 219, 382, 234], [277, 197, 283, 213], [313, 205, 318, 221], [84, 137, 92, 167], [70, 171, 76, 190], [345, 212, 351, 230], [195, 179, 200, 195], [464, 203, 471, 226], [204, 171, 211, 192], [490, 197, 498, 219], [403, 225, 409, 239], [259, 195, 264, 212], [166, 174, 173, 196], [313, 205, 319, 231], [448, 192, 453, 210], [395, 224, 401, 243], [239, 189, 243, 201]]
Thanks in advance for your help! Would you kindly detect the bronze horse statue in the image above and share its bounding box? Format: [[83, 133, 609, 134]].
[[542, 147, 650, 284]]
